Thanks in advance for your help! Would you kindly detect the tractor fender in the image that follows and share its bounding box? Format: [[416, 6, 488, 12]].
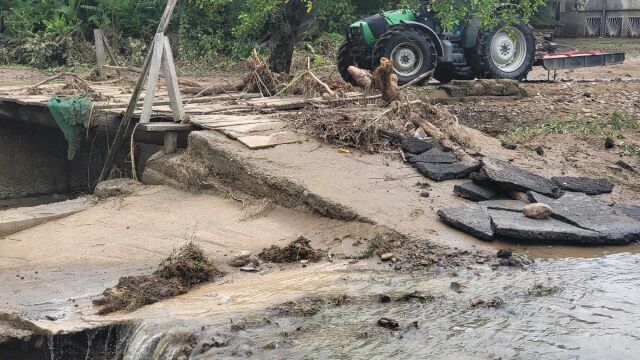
[[398, 21, 444, 58], [461, 17, 481, 49]]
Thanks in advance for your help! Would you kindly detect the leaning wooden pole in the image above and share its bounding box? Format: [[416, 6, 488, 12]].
[[96, 0, 179, 186]]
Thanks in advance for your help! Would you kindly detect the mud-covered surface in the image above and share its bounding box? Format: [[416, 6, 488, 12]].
[[1, 40, 640, 359], [59, 253, 638, 359]]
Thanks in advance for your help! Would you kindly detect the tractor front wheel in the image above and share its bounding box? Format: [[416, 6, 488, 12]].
[[372, 28, 436, 85]]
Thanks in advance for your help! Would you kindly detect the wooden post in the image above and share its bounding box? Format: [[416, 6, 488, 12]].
[[94, 29, 106, 79], [164, 131, 178, 154], [97, 0, 179, 185], [140, 33, 167, 124], [162, 36, 185, 123]]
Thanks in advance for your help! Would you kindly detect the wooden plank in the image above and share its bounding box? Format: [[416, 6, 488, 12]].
[[191, 114, 273, 123], [216, 121, 285, 133], [235, 131, 302, 149], [94, 29, 106, 79], [139, 33, 165, 123], [192, 118, 276, 129], [137, 122, 193, 132], [161, 35, 185, 123]]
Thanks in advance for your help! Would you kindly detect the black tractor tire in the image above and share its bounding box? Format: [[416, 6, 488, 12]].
[[433, 64, 475, 83], [466, 22, 535, 80], [372, 27, 437, 85], [337, 42, 358, 85]]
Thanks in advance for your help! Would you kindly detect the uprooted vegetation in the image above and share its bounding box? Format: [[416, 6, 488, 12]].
[[258, 236, 323, 263], [93, 243, 220, 314], [271, 294, 349, 317]]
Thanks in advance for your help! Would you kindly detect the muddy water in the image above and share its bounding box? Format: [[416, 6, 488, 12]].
[[109, 253, 640, 359]]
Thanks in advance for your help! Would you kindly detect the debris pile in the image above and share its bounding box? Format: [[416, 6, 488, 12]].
[[258, 236, 323, 263], [92, 243, 220, 314]]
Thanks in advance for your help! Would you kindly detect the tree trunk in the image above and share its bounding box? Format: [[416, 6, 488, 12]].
[[268, 0, 308, 74]]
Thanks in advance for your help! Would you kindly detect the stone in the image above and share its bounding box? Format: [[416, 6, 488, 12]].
[[535, 146, 545, 156], [380, 253, 394, 261], [488, 209, 602, 244], [496, 248, 512, 259], [604, 137, 615, 149], [501, 141, 518, 150], [615, 160, 636, 173], [453, 182, 500, 202], [528, 192, 640, 244], [480, 200, 527, 212], [407, 147, 458, 164], [400, 137, 437, 155], [228, 250, 253, 267], [437, 204, 494, 241], [239, 266, 259, 272], [378, 294, 391, 303], [450, 281, 464, 293], [481, 158, 560, 198], [551, 176, 614, 195], [420, 191, 430, 198], [377, 317, 399, 329], [523, 203, 553, 219], [414, 161, 482, 181]]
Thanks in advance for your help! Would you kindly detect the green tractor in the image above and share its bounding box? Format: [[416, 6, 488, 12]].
[[338, 6, 536, 85]]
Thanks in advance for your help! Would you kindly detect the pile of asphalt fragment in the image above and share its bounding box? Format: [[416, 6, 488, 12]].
[[399, 136, 640, 245]]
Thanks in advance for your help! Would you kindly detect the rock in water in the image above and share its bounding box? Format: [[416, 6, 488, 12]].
[[552, 176, 614, 195], [377, 317, 399, 329], [454, 182, 500, 202], [496, 248, 512, 259], [438, 204, 494, 241], [380, 253, 394, 261], [481, 158, 560, 198], [523, 203, 553, 219]]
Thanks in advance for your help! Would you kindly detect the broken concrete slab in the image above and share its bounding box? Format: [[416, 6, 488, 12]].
[[453, 182, 500, 202], [400, 136, 437, 155], [438, 204, 493, 241], [488, 209, 602, 244], [414, 161, 482, 181], [0, 198, 90, 237], [617, 205, 640, 222], [480, 200, 527, 212], [529, 192, 640, 244], [407, 148, 457, 165], [481, 158, 560, 198], [551, 176, 614, 195]]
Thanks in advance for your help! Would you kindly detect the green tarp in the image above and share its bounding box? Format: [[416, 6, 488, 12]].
[[47, 96, 92, 160]]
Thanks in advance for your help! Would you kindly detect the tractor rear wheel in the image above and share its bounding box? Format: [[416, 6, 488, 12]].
[[467, 22, 535, 80], [372, 28, 436, 85], [337, 42, 358, 85]]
